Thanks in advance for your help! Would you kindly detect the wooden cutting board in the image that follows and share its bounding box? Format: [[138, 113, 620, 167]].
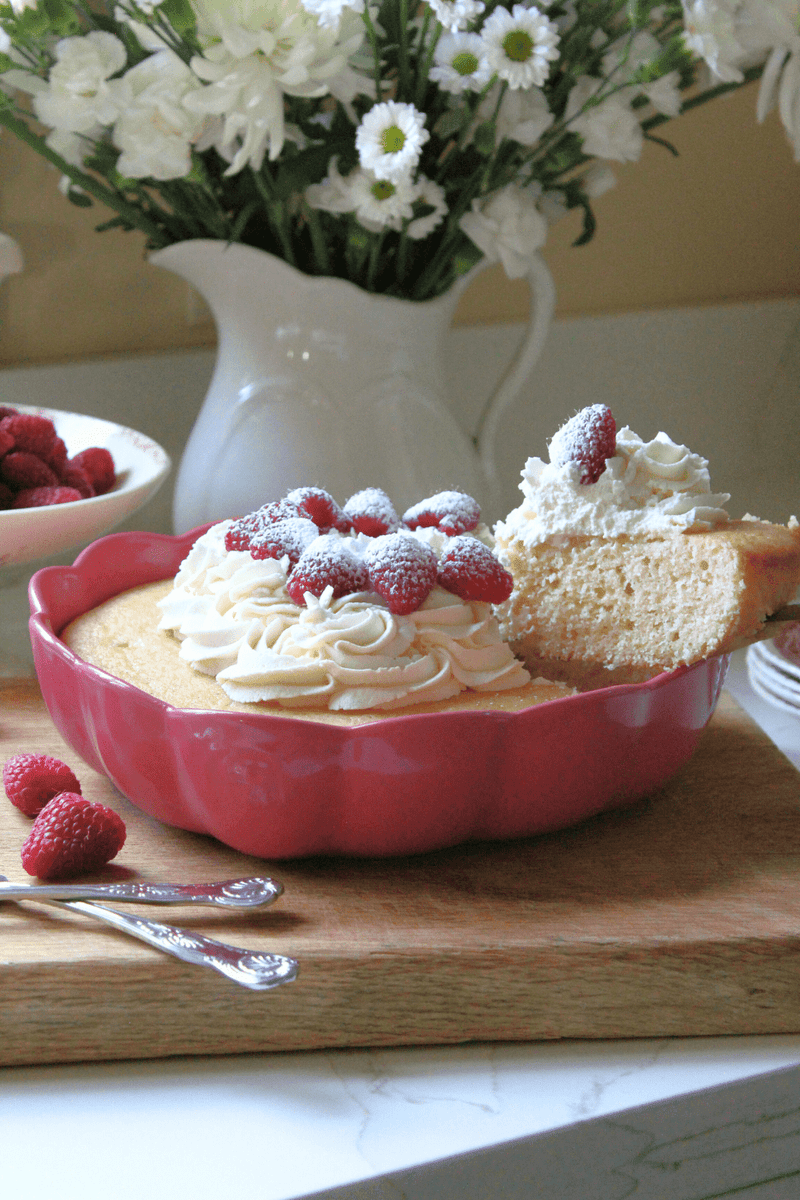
[[2, 677, 800, 1067]]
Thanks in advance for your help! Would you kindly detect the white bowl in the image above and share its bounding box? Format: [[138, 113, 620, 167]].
[[0, 406, 171, 568]]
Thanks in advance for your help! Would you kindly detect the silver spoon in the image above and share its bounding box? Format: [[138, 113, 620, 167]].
[[0, 876, 299, 991], [0, 874, 284, 908]]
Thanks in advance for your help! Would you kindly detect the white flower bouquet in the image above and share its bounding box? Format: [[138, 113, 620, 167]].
[[0, 0, 797, 301]]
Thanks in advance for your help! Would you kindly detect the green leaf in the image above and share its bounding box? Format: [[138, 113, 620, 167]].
[[433, 108, 465, 140], [472, 120, 496, 157], [66, 187, 93, 208]]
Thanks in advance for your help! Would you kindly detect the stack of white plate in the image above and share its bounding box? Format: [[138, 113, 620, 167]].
[[747, 638, 800, 716]]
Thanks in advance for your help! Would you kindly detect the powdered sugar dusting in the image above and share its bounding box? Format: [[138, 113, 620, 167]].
[[548, 404, 617, 485], [403, 490, 481, 536], [343, 487, 401, 536]]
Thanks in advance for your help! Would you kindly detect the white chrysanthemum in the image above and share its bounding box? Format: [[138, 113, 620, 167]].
[[349, 169, 417, 231], [184, 0, 366, 173], [427, 0, 485, 33], [680, 0, 747, 83], [480, 3, 560, 90], [429, 32, 492, 93], [33, 32, 127, 134], [407, 176, 448, 239], [300, 0, 365, 30], [355, 100, 429, 182], [305, 156, 358, 212], [109, 51, 206, 180], [565, 76, 644, 162], [459, 183, 547, 278]]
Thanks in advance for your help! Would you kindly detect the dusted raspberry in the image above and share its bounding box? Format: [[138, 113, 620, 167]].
[[0, 451, 59, 491], [13, 486, 83, 508], [343, 487, 400, 537], [44, 436, 69, 475], [224, 500, 305, 553], [249, 516, 318, 565], [402, 490, 481, 536], [70, 447, 116, 495], [3, 753, 82, 818], [287, 486, 352, 533], [0, 412, 57, 459], [60, 464, 95, 498], [287, 538, 369, 604], [437, 536, 514, 604], [21, 793, 126, 880], [365, 533, 438, 615], [548, 404, 617, 485]]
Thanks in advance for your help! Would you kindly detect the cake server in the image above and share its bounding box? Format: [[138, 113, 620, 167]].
[[0, 875, 284, 908], [0, 875, 299, 991]]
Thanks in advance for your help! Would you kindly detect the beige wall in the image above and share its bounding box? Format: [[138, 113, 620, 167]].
[[0, 82, 799, 368]]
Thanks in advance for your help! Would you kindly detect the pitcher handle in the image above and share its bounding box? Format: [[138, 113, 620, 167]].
[[472, 252, 556, 492]]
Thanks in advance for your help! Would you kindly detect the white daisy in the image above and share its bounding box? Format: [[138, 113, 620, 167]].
[[480, 3, 561, 90], [355, 100, 429, 182], [429, 32, 493, 94], [427, 0, 485, 33], [349, 169, 417, 231], [407, 176, 448, 239]]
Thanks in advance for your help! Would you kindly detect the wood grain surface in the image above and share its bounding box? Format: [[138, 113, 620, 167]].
[[2, 678, 800, 1067]]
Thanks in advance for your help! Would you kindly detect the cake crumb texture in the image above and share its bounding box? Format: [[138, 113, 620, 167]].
[[498, 519, 800, 675]]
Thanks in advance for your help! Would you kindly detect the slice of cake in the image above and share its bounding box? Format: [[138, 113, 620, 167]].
[[494, 405, 800, 686]]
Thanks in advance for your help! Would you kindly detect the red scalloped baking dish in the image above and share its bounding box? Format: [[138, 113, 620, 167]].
[[28, 528, 729, 859]]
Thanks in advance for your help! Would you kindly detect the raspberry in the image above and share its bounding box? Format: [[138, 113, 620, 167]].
[[402, 490, 481, 536], [343, 487, 400, 537], [287, 487, 352, 533], [0, 427, 14, 457], [59, 464, 95, 498], [3, 753, 82, 817], [548, 404, 617, 485], [224, 500, 305, 553], [0, 405, 19, 421], [249, 516, 318, 565], [44, 436, 68, 476], [70, 447, 116, 495], [13, 486, 83, 508], [287, 537, 369, 604], [1, 451, 59, 491], [0, 482, 13, 509], [21, 793, 126, 880], [364, 533, 438, 615], [0, 412, 57, 459], [437, 536, 514, 604]]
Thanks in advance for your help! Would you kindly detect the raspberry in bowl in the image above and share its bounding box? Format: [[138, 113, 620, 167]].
[[0, 406, 170, 568], [28, 482, 730, 860]]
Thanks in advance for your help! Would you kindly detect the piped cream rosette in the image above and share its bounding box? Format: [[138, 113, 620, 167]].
[[158, 521, 530, 711]]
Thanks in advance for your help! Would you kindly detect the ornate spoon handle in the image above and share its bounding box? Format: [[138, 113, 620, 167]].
[[0, 875, 284, 908], [44, 897, 299, 991]]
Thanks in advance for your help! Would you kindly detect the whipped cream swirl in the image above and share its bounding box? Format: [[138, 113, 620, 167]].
[[496, 426, 730, 545], [157, 521, 529, 710]]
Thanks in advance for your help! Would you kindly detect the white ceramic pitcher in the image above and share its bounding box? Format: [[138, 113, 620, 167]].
[[151, 239, 555, 533]]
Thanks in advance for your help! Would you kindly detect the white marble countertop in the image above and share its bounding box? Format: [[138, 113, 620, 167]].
[[1, 649, 799, 1200]]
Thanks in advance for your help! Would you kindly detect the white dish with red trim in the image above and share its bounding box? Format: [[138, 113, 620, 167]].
[[0, 406, 170, 568]]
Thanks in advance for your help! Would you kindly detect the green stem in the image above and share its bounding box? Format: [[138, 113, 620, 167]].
[[0, 108, 170, 246], [305, 206, 332, 273]]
